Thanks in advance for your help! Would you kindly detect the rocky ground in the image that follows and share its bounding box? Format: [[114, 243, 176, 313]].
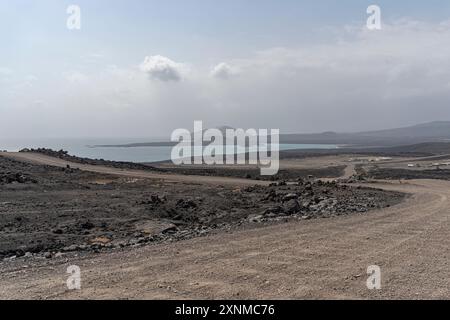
[[367, 167, 450, 180], [0, 155, 404, 262], [22, 148, 346, 180], [19, 148, 164, 171], [153, 165, 346, 181]]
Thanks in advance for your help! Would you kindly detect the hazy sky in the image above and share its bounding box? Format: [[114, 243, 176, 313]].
[[2, 0, 450, 138]]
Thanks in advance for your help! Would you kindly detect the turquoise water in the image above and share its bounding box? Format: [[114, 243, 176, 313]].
[[0, 138, 338, 163]]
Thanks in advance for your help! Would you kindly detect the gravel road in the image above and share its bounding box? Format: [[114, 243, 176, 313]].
[[0, 179, 448, 299]]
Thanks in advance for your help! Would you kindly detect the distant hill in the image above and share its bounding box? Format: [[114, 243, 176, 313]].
[[379, 142, 450, 155], [278, 141, 450, 160], [360, 121, 450, 139], [93, 121, 450, 148], [280, 121, 450, 146]]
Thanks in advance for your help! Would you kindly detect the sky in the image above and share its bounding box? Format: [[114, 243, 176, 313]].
[[2, 0, 450, 138]]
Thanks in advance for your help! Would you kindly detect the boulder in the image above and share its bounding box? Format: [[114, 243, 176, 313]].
[[284, 199, 300, 215]]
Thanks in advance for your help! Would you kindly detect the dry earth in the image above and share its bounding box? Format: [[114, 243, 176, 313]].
[[0, 152, 448, 299]]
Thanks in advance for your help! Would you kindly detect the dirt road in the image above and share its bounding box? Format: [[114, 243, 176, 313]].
[[0, 152, 269, 186], [0, 179, 448, 299]]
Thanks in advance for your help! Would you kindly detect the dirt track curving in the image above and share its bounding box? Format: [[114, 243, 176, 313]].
[[0, 152, 269, 186], [0, 178, 448, 299]]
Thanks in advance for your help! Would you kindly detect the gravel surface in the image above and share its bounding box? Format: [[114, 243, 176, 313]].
[[0, 155, 403, 260]]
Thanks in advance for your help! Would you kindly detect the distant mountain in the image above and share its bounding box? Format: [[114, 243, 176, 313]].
[[94, 121, 450, 148], [279, 141, 450, 159], [280, 121, 450, 146], [359, 121, 450, 138], [381, 142, 450, 154]]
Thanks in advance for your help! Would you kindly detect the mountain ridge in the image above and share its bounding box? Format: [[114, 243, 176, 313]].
[[93, 121, 450, 148]]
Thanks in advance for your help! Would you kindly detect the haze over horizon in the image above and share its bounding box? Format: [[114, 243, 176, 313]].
[[2, 0, 450, 139]]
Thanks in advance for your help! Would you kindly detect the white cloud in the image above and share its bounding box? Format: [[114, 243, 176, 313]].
[[210, 62, 239, 79], [140, 55, 185, 82]]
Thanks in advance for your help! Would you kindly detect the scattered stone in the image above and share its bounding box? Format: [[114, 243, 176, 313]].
[[80, 221, 95, 230], [0, 154, 405, 257], [284, 199, 300, 215], [0, 172, 37, 184], [248, 214, 264, 223], [263, 205, 284, 216], [64, 245, 79, 252], [161, 225, 178, 234], [90, 236, 111, 244], [282, 193, 298, 201], [176, 199, 197, 209]]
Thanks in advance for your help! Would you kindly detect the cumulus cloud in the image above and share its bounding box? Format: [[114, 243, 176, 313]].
[[140, 55, 185, 82], [210, 62, 239, 79]]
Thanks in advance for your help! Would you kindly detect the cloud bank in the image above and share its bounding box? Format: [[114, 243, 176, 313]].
[[3, 20, 450, 138]]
